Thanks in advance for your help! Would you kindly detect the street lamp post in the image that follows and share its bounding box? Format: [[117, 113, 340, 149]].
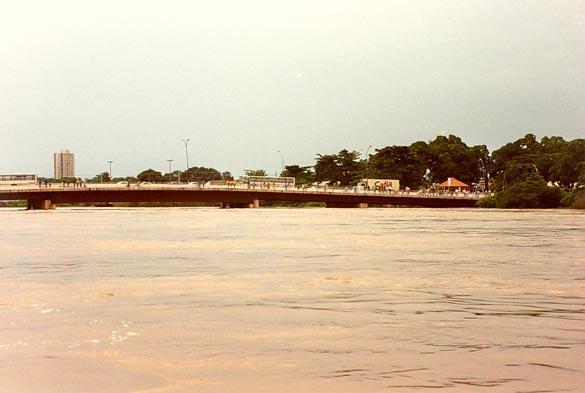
[[277, 149, 284, 175], [181, 138, 190, 183], [365, 145, 372, 163], [166, 159, 173, 183], [479, 158, 488, 192], [364, 144, 372, 180], [107, 160, 114, 182]]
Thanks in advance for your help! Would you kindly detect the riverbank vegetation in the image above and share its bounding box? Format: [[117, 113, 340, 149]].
[[480, 135, 584, 208], [562, 189, 585, 209], [307, 134, 584, 209]]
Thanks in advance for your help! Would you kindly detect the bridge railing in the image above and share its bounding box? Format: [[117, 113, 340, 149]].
[[0, 183, 488, 200]]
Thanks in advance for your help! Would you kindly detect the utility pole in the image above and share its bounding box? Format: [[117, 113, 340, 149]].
[[107, 160, 114, 181], [166, 159, 173, 183]]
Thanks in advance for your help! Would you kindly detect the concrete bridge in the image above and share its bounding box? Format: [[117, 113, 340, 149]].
[[0, 185, 481, 209]]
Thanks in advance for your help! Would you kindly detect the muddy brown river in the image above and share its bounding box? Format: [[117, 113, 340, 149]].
[[0, 207, 583, 392]]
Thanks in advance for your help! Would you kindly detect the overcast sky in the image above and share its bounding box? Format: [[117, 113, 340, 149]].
[[1, 0, 583, 178]]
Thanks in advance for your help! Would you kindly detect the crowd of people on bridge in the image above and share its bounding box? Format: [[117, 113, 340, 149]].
[[38, 179, 87, 188]]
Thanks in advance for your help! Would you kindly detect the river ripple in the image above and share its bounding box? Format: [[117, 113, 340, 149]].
[[0, 207, 583, 392]]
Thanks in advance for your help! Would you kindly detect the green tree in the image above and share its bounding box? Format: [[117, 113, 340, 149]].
[[427, 134, 485, 185], [490, 133, 542, 183], [88, 172, 110, 183], [222, 171, 234, 181], [578, 163, 585, 187], [314, 154, 337, 183], [137, 169, 164, 182], [163, 171, 179, 183], [502, 162, 541, 186], [569, 190, 585, 209], [182, 167, 222, 182], [337, 150, 363, 185], [315, 149, 362, 186], [367, 144, 429, 189], [490, 134, 585, 190], [480, 178, 563, 208], [537, 136, 568, 182], [550, 139, 585, 188], [280, 165, 315, 186]]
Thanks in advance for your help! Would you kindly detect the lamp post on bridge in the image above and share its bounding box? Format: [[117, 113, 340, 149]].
[[166, 159, 173, 184], [107, 160, 114, 182], [363, 144, 372, 181], [365, 144, 372, 164], [277, 149, 284, 175], [181, 138, 190, 183]]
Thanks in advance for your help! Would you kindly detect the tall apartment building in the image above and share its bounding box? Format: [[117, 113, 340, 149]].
[[53, 149, 75, 179]]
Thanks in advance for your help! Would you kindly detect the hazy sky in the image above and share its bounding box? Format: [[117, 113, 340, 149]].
[[1, 0, 584, 178]]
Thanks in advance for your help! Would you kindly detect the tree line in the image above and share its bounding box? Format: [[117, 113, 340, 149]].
[[289, 133, 584, 208], [78, 133, 584, 208]]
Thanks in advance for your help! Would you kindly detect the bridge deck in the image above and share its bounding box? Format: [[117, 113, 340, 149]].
[[0, 185, 481, 208]]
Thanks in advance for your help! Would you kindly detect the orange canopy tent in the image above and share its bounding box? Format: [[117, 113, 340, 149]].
[[437, 177, 471, 190]]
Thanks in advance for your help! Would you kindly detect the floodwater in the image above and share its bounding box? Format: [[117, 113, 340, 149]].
[[0, 207, 583, 393]]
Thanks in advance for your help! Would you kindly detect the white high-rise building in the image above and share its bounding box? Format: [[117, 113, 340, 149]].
[[53, 149, 75, 179]]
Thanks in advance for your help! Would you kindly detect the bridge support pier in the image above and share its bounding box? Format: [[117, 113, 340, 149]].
[[27, 199, 54, 210], [220, 199, 260, 209], [325, 202, 368, 208]]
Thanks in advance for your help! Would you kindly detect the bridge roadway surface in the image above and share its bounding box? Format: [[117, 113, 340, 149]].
[[0, 185, 480, 209]]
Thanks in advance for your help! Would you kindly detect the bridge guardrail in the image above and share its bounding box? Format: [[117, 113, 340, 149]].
[[0, 184, 487, 200]]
